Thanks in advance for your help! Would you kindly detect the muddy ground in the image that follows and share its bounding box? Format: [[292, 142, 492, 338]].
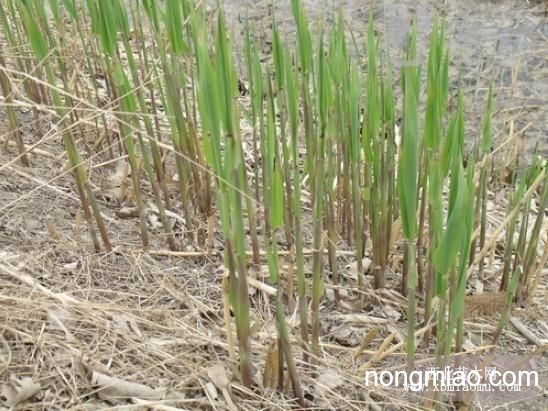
[[220, 0, 547, 158]]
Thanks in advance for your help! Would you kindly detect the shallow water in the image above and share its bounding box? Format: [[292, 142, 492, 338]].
[[218, 0, 547, 159]]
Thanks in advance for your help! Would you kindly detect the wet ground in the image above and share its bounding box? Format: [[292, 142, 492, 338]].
[[217, 0, 547, 159]]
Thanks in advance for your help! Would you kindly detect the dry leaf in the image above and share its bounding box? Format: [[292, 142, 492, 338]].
[[47, 306, 76, 341], [61, 261, 79, 272], [90, 370, 166, 400], [2, 377, 41, 407], [206, 365, 237, 411], [206, 364, 230, 390], [203, 381, 218, 400]]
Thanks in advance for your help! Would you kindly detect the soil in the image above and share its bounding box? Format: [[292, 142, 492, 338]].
[[221, 0, 547, 159], [0, 0, 546, 410]]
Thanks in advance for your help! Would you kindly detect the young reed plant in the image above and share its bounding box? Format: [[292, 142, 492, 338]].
[[398, 21, 420, 369], [500, 157, 547, 300], [0, 46, 29, 166], [192, 9, 254, 385], [87, 0, 151, 249], [264, 75, 305, 406], [364, 14, 397, 290], [9, 0, 112, 252], [420, 21, 449, 333]]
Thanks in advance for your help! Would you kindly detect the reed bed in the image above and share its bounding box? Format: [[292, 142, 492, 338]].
[[0, 0, 546, 409]]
